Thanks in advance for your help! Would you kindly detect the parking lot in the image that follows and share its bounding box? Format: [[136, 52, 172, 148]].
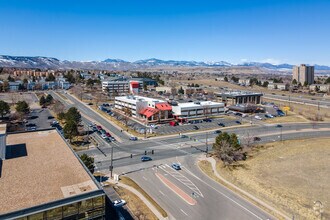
[[154, 117, 242, 135]]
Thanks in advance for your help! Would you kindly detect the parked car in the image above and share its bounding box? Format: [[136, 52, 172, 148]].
[[105, 137, 111, 143], [130, 136, 138, 141], [276, 124, 283, 128], [203, 118, 212, 122], [213, 130, 222, 134], [193, 125, 199, 130], [105, 132, 111, 137], [265, 114, 274, 118], [171, 163, 181, 170], [235, 120, 241, 124], [101, 134, 107, 139], [253, 137, 261, 141], [113, 199, 126, 207], [255, 115, 262, 120], [87, 103, 93, 105], [96, 125, 102, 130], [141, 156, 152, 162], [180, 134, 188, 138], [110, 137, 116, 141], [47, 116, 54, 119], [218, 123, 225, 127]]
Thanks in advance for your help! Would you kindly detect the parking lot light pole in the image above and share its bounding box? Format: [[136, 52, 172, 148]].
[[205, 132, 208, 155]]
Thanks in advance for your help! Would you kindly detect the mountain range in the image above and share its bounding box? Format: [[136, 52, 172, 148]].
[[1, 55, 330, 71]]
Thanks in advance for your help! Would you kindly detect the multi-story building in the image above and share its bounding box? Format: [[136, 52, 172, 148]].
[[172, 101, 225, 122], [0, 126, 111, 219], [238, 79, 251, 86], [309, 84, 330, 93], [268, 83, 290, 91], [215, 91, 263, 105], [114, 95, 173, 123], [102, 81, 130, 95], [293, 64, 314, 85]]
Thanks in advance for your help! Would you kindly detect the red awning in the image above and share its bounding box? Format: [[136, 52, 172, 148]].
[[155, 103, 172, 111], [140, 107, 159, 118]]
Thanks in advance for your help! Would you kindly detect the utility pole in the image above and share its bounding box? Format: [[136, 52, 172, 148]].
[[280, 126, 283, 142], [109, 143, 114, 178], [205, 132, 208, 155]]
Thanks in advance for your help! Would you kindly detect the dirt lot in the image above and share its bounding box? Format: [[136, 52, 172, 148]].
[[218, 138, 330, 220], [0, 92, 40, 109]]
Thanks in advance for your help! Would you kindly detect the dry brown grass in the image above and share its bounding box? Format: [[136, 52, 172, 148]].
[[263, 98, 330, 122], [113, 185, 158, 220], [120, 176, 168, 218], [264, 111, 310, 124], [218, 138, 330, 220]]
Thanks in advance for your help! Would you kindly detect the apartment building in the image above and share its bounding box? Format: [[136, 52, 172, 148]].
[[293, 64, 314, 85], [268, 83, 289, 91]]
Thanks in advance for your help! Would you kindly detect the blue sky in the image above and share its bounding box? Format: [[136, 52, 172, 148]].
[[1, 0, 329, 65]]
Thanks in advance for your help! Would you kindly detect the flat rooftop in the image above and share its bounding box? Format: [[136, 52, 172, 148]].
[[115, 95, 164, 103], [217, 91, 263, 97], [0, 130, 98, 215], [177, 101, 224, 108]]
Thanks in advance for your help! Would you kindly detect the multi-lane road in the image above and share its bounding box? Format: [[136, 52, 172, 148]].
[[264, 93, 330, 108], [51, 90, 330, 220]]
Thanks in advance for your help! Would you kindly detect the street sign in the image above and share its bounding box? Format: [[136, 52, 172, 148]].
[[283, 106, 290, 111]]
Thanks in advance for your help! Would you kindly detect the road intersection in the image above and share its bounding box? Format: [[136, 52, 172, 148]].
[[51, 90, 330, 220]]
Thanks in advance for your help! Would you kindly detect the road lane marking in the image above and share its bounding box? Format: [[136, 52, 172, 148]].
[[159, 166, 204, 198], [180, 209, 188, 216], [159, 190, 165, 196], [142, 176, 147, 181]]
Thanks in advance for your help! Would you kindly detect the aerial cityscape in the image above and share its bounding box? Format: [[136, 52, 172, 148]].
[[0, 1, 329, 220]]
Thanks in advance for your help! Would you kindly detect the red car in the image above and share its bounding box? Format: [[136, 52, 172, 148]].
[[96, 125, 102, 130], [106, 132, 111, 137]]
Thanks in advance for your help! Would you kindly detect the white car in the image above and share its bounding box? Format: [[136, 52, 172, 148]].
[[101, 134, 107, 139], [113, 199, 126, 207], [255, 115, 262, 120]]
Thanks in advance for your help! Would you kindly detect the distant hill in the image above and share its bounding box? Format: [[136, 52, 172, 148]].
[[1, 55, 329, 71]]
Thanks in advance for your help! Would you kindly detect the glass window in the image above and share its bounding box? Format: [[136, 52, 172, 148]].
[[78, 198, 93, 213], [28, 212, 44, 220], [93, 196, 104, 208], [63, 203, 78, 217], [46, 206, 63, 220]]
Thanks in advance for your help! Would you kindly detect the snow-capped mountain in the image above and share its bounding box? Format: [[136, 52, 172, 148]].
[[0, 55, 329, 71]]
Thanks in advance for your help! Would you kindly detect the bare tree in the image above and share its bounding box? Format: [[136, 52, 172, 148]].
[[122, 107, 132, 126]]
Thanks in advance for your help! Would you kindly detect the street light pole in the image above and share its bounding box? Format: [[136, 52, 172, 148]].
[[205, 132, 208, 155], [109, 143, 114, 178]]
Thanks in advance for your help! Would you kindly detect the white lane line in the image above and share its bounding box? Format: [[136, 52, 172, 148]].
[[142, 176, 147, 181], [159, 190, 165, 196], [180, 209, 188, 216]]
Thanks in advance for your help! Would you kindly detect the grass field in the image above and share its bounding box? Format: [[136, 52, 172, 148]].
[[120, 176, 168, 218], [263, 98, 330, 122], [264, 111, 310, 124], [217, 138, 330, 220], [113, 185, 158, 220]]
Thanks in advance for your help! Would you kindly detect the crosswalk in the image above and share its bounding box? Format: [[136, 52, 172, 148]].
[[156, 164, 204, 198]]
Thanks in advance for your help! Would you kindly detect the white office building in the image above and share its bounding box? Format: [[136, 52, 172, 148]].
[[115, 95, 173, 122], [172, 101, 225, 122], [102, 81, 130, 95]]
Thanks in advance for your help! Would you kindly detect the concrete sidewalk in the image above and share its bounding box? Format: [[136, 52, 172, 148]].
[[106, 175, 169, 220], [200, 155, 290, 220]]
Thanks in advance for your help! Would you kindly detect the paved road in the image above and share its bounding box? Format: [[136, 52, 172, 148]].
[[49, 91, 130, 142], [49, 90, 330, 220], [264, 93, 330, 108]]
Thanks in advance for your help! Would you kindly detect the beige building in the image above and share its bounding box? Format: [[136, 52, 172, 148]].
[[268, 83, 289, 91], [309, 84, 330, 93], [293, 64, 314, 85]]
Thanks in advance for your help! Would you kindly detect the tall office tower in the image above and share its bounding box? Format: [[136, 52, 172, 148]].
[[292, 64, 315, 85]]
